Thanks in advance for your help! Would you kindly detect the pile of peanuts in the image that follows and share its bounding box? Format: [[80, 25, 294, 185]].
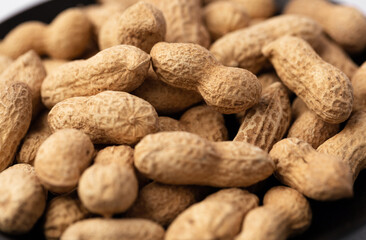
[[0, 0, 365, 239]]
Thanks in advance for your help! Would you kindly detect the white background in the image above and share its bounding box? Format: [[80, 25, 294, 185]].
[[0, 0, 365, 23]]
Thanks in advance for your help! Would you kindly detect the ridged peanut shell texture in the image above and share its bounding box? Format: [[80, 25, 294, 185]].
[[0, 8, 92, 59], [234, 82, 291, 152], [44, 194, 89, 240], [61, 218, 165, 240], [210, 15, 322, 74], [351, 62, 366, 110], [0, 164, 46, 234], [125, 182, 199, 226], [318, 111, 366, 181], [285, 0, 366, 53], [48, 91, 159, 145], [34, 129, 94, 194], [146, 0, 210, 48], [166, 188, 258, 240], [134, 132, 274, 187], [0, 50, 46, 117], [41, 45, 150, 108], [270, 138, 353, 201], [235, 186, 311, 240], [151, 42, 261, 114], [99, 2, 166, 52], [0, 82, 32, 172], [78, 145, 138, 217], [263, 36, 353, 124]]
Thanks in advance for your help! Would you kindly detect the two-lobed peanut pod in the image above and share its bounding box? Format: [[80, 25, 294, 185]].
[[151, 42, 261, 114], [263, 36, 353, 124], [210, 15, 322, 73], [270, 138, 353, 201], [41, 45, 150, 108], [134, 131, 274, 187], [0, 8, 92, 59], [48, 91, 159, 145]]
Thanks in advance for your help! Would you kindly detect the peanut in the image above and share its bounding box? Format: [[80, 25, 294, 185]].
[[351, 62, 366, 110], [78, 145, 138, 217], [159, 105, 228, 141], [1, 50, 46, 117], [43, 193, 89, 240], [146, 0, 210, 48], [210, 15, 322, 73], [48, 91, 159, 145], [17, 111, 51, 165], [0, 55, 12, 73], [203, 1, 250, 40], [98, 0, 139, 5], [132, 67, 202, 114], [34, 129, 94, 194], [235, 186, 311, 240], [288, 99, 340, 149], [151, 42, 261, 114], [270, 138, 353, 200], [61, 218, 165, 240], [0, 82, 32, 172], [234, 82, 291, 152], [263, 36, 353, 124], [285, 0, 366, 53], [42, 59, 67, 75], [99, 2, 166, 52], [134, 131, 274, 187], [41, 45, 150, 108], [315, 34, 358, 79], [125, 182, 200, 226], [166, 188, 258, 240], [0, 8, 92, 59], [0, 164, 47, 234], [318, 111, 366, 182]]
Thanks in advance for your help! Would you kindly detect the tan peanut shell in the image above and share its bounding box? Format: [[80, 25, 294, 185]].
[[17, 111, 51, 165], [61, 218, 165, 240], [42, 59, 67, 74], [99, 2, 166, 52], [132, 68, 202, 114], [0, 164, 47, 234], [0, 8, 92, 59], [318, 111, 366, 181], [34, 129, 94, 194], [291, 97, 308, 119], [263, 36, 353, 124], [166, 188, 258, 240], [234, 82, 291, 152], [48, 91, 159, 145], [151, 42, 261, 114], [235, 186, 311, 240], [0, 50, 46, 117], [0, 55, 12, 73], [125, 182, 199, 226], [203, 1, 250, 40], [315, 35, 358, 79], [134, 131, 274, 187], [158, 117, 186, 132], [41, 45, 150, 108], [288, 104, 340, 149], [351, 62, 366, 110], [285, 0, 366, 53], [210, 15, 322, 73], [43, 194, 90, 240], [78, 145, 138, 217], [0, 82, 32, 172], [146, 0, 210, 48], [270, 138, 353, 200]]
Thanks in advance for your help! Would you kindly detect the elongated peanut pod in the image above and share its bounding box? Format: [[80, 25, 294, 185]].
[[263, 36, 353, 124], [151, 42, 261, 114], [134, 132, 274, 187], [270, 138, 353, 200]]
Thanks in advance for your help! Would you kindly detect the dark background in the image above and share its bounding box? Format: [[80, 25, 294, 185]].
[[0, 0, 366, 240]]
